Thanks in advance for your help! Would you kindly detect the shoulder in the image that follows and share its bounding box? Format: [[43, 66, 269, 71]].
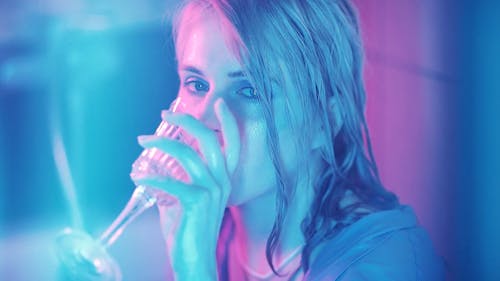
[[334, 227, 446, 281], [304, 206, 446, 281]]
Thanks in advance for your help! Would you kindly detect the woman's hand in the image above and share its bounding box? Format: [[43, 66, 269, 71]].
[[131, 98, 240, 281]]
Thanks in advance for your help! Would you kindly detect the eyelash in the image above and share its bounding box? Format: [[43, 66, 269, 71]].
[[236, 87, 258, 99], [183, 78, 209, 95], [182, 77, 258, 99]]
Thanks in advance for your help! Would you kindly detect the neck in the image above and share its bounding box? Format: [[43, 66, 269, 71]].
[[229, 180, 313, 276]]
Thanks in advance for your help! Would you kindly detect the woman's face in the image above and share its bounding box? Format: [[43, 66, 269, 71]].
[[175, 11, 304, 206]]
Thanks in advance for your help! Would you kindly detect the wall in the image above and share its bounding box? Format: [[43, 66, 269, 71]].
[[353, 0, 457, 279]]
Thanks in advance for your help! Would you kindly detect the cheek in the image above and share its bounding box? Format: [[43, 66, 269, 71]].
[[226, 102, 277, 204], [175, 91, 201, 113], [225, 98, 266, 149], [232, 103, 270, 168], [230, 96, 298, 177]]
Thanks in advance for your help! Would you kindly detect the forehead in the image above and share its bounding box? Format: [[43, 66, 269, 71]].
[[175, 5, 242, 71], [174, 4, 308, 120]]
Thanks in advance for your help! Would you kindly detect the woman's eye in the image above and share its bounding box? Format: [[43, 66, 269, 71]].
[[237, 86, 257, 99], [184, 79, 209, 95]]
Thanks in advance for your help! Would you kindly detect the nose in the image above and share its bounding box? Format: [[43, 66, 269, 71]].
[[198, 96, 220, 130], [172, 90, 228, 149], [179, 91, 222, 132]]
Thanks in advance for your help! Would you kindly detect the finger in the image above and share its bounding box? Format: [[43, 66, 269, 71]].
[[215, 98, 240, 174], [133, 175, 209, 206], [138, 135, 212, 185], [161, 111, 225, 177]]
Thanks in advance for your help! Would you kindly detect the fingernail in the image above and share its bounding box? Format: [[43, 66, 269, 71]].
[[131, 177, 149, 186], [161, 110, 172, 120], [215, 98, 227, 113]]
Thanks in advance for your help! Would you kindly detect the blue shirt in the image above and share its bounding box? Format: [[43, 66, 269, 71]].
[[304, 206, 445, 280]]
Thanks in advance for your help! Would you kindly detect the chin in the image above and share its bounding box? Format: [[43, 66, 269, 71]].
[[226, 193, 247, 207], [227, 187, 275, 207]]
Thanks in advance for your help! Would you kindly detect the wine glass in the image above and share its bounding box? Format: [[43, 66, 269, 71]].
[[55, 98, 190, 281]]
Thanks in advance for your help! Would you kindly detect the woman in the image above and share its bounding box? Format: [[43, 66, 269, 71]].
[[133, 0, 445, 280]]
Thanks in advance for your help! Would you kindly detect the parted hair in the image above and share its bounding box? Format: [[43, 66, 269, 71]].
[[172, 0, 399, 276]]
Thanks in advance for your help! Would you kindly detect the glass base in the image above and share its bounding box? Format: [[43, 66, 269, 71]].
[[55, 228, 122, 281]]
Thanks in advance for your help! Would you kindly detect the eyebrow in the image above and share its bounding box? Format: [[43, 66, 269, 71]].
[[227, 71, 246, 78], [181, 65, 246, 79]]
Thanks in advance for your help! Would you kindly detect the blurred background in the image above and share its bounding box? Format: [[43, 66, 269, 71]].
[[0, 0, 499, 280]]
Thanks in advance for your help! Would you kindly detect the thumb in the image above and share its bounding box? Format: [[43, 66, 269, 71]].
[[157, 200, 182, 249]]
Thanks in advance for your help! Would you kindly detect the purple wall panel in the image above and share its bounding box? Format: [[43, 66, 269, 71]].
[[353, 0, 454, 275]]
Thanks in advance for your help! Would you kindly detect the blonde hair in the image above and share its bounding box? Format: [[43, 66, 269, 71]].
[[172, 0, 399, 275]]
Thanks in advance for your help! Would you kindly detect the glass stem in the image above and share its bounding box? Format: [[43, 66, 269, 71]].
[[98, 185, 157, 248]]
